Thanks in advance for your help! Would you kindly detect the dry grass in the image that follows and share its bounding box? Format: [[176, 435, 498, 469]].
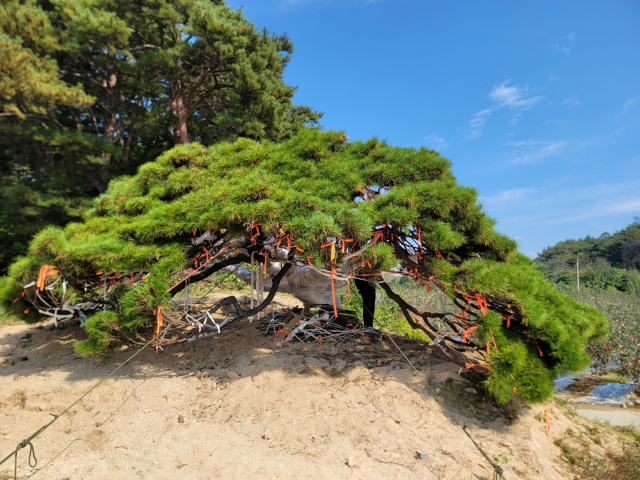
[[554, 420, 640, 479]]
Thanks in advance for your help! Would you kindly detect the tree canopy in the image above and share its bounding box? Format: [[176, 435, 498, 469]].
[[1, 128, 608, 404], [0, 0, 320, 273]]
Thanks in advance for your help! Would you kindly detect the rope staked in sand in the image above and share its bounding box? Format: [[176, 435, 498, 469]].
[[383, 332, 504, 479], [0, 321, 175, 480], [355, 292, 505, 480]]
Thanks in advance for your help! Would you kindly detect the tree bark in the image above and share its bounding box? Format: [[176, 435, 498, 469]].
[[102, 71, 118, 165], [174, 79, 189, 144]]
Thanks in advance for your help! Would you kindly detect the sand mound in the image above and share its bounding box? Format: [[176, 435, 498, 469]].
[[0, 302, 631, 479]]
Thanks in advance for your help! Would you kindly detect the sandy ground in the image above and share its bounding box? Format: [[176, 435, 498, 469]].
[[0, 298, 635, 480]]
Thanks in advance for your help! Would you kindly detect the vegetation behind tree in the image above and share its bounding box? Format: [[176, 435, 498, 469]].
[[535, 218, 640, 271], [535, 218, 640, 381]]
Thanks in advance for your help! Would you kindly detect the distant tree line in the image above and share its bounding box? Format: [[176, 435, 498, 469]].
[[0, 0, 321, 274], [535, 217, 640, 293]]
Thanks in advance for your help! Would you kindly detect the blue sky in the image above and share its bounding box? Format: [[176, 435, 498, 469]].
[[227, 0, 640, 257]]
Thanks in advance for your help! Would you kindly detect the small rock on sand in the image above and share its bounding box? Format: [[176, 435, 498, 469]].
[[177, 415, 185, 424], [347, 457, 357, 468], [226, 371, 240, 380]]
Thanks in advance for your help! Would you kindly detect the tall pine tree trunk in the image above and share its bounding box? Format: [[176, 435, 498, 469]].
[[102, 72, 118, 166], [175, 80, 189, 144]]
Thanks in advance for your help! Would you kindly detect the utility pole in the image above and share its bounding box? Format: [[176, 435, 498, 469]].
[[576, 255, 580, 291]]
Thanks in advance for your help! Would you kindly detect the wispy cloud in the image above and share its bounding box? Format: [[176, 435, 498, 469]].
[[552, 44, 571, 55], [280, 0, 383, 5], [423, 134, 448, 150], [562, 97, 582, 107], [489, 81, 545, 109], [465, 129, 482, 141], [499, 180, 640, 226], [502, 140, 541, 147], [481, 188, 535, 204], [469, 109, 491, 127], [623, 98, 639, 112], [464, 81, 544, 140], [508, 140, 568, 164], [551, 33, 576, 56], [509, 113, 522, 125]]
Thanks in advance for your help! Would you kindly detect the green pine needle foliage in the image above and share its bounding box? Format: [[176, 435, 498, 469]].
[[0, 128, 608, 403]]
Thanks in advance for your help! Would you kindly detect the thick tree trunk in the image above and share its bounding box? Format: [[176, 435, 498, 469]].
[[102, 72, 118, 166], [175, 80, 189, 144]]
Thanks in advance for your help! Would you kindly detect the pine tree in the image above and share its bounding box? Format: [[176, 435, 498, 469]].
[[0, 128, 608, 404], [0, 0, 321, 273]]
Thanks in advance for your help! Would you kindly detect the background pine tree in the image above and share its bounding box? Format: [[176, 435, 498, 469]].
[[0, 0, 321, 273]]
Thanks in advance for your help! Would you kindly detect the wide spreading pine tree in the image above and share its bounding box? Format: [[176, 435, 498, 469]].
[[1, 128, 607, 404]]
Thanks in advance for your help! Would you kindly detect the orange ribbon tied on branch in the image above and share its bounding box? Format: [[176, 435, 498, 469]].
[[36, 265, 60, 291], [475, 293, 488, 316], [339, 238, 353, 253], [247, 222, 263, 244], [466, 363, 491, 370], [371, 230, 385, 245], [276, 229, 305, 253], [490, 328, 499, 354], [462, 325, 478, 344]]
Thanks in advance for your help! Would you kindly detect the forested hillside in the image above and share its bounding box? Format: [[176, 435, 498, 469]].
[[535, 218, 640, 292]]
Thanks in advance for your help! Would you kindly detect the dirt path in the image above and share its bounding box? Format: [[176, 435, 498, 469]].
[[575, 406, 640, 429], [0, 311, 632, 480]]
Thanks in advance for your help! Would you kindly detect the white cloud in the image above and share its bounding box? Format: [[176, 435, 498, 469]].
[[567, 32, 577, 42], [502, 140, 540, 147], [280, 0, 383, 5], [483, 178, 640, 256], [509, 113, 522, 125], [509, 140, 568, 164], [423, 134, 448, 150], [469, 109, 491, 127], [515, 197, 640, 225], [587, 198, 640, 217], [562, 98, 582, 107], [549, 74, 559, 81], [489, 81, 545, 109], [552, 44, 570, 55], [465, 130, 481, 141], [481, 188, 535, 204], [464, 80, 544, 141], [623, 98, 639, 111]]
